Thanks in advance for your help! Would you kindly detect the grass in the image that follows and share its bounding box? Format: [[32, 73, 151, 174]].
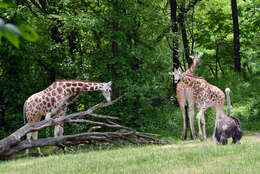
[[1, 136, 260, 174], [0, 73, 259, 174]]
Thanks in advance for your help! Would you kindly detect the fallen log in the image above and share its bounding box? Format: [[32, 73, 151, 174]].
[[0, 96, 166, 159]]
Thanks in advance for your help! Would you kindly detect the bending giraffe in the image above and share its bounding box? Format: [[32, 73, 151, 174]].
[[169, 53, 202, 140], [170, 69, 225, 140], [23, 80, 112, 155]]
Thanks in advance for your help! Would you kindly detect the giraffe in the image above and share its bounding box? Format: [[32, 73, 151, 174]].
[[23, 80, 112, 154], [169, 68, 225, 140], [169, 53, 202, 140]]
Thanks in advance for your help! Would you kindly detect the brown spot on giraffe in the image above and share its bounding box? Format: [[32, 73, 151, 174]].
[[51, 97, 56, 105], [57, 87, 63, 94], [58, 82, 64, 86], [78, 83, 83, 86], [66, 88, 71, 94], [53, 82, 57, 89], [52, 90, 57, 96]]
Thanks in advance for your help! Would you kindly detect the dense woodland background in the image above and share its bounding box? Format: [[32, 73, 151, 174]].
[[0, 0, 259, 140]]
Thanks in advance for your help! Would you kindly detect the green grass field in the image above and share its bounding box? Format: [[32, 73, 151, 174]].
[[1, 135, 260, 174]]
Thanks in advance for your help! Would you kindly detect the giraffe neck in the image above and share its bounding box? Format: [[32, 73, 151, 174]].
[[47, 80, 105, 97], [82, 81, 104, 92], [185, 58, 197, 75]]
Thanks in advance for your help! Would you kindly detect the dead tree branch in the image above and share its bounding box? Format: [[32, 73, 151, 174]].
[[0, 95, 166, 159]]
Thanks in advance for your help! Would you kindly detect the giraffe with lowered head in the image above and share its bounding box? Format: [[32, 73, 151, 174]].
[[169, 68, 225, 140], [169, 53, 202, 140], [24, 80, 112, 154]]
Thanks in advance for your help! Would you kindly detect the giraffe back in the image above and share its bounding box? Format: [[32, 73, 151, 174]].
[[182, 75, 225, 109]]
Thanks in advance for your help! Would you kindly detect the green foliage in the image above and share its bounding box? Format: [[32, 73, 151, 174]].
[[0, 0, 259, 141], [0, 18, 21, 47]]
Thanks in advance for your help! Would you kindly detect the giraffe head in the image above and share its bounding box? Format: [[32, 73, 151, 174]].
[[101, 81, 112, 102], [190, 53, 203, 66], [169, 68, 184, 83]]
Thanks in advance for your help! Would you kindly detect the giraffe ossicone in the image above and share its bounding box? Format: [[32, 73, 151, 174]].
[[24, 80, 112, 155]]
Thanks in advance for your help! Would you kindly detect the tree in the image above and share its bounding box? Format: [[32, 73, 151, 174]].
[[231, 0, 241, 72], [169, 0, 180, 71]]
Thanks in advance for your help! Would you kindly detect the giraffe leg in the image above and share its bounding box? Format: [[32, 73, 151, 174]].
[[26, 132, 33, 154], [58, 123, 64, 136], [54, 108, 66, 137], [180, 104, 187, 140], [54, 124, 64, 137], [54, 125, 60, 138], [196, 108, 207, 141], [196, 111, 202, 140], [53, 109, 66, 152], [187, 94, 195, 140], [177, 91, 187, 140], [32, 131, 42, 155], [188, 104, 195, 140], [200, 111, 207, 140]]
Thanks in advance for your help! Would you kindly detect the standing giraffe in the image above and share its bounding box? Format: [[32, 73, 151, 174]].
[[170, 53, 202, 140], [24, 80, 112, 154], [170, 69, 225, 140]]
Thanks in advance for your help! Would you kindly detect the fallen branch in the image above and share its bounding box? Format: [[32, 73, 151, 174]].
[[0, 95, 166, 159]]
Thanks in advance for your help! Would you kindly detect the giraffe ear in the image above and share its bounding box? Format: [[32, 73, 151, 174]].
[[189, 55, 194, 59], [198, 53, 203, 59], [107, 81, 112, 86], [168, 72, 174, 75]]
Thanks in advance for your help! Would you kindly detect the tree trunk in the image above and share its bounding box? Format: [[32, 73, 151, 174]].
[[179, 4, 192, 67], [231, 0, 241, 72], [190, 7, 195, 55], [170, 0, 180, 70], [111, 20, 119, 98], [111, 0, 119, 98], [0, 90, 7, 127], [170, 0, 180, 98], [215, 42, 219, 78]]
